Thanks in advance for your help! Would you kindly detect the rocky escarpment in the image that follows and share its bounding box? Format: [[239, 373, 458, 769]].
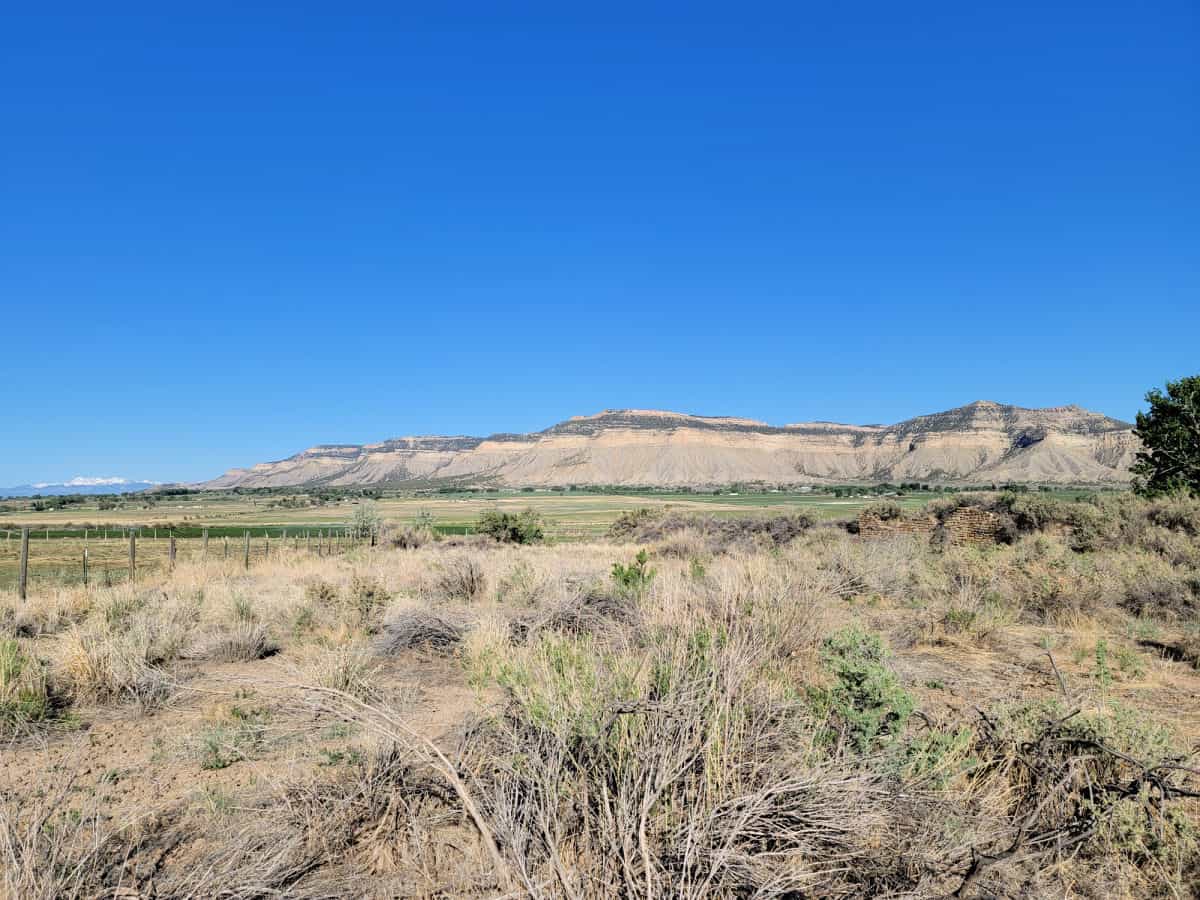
[[199, 401, 1139, 489]]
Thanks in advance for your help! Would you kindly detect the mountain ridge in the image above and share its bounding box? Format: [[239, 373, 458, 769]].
[[0, 478, 158, 498], [198, 402, 1138, 489]]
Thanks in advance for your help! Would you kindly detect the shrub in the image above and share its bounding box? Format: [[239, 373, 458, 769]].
[[966, 700, 1200, 893], [476, 508, 544, 544], [864, 500, 902, 521], [608, 509, 813, 553], [375, 609, 468, 653], [348, 574, 391, 626], [350, 501, 382, 540], [304, 643, 381, 701], [391, 525, 434, 549], [60, 616, 189, 708], [0, 640, 55, 733], [494, 561, 546, 607], [815, 626, 914, 752], [1145, 493, 1200, 536], [194, 699, 271, 770], [514, 586, 640, 641], [304, 580, 339, 606], [436, 557, 486, 603], [206, 623, 279, 663], [611, 549, 655, 597]]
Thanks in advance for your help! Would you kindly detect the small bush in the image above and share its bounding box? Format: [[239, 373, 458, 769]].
[[60, 620, 185, 707], [611, 549, 656, 597], [207, 623, 279, 663], [864, 500, 902, 521], [304, 580, 339, 606], [477, 508, 544, 544], [0, 640, 55, 733], [514, 586, 640, 641], [375, 609, 468, 654], [436, 557, 486, 603], [348, 574, 391, 626], [815, 626, 914, 752], [195, 699, 271, 770], [494, 561, 546, 607], [390, 525, 434, 549], [304, 643, 381, 701]]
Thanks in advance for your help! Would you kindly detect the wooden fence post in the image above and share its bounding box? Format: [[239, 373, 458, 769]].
[[129, 531, 136, 583], [83, 547, 89, 587], [203, 528, 209, 559], [243, 531, 250, 569], [168, 535, 176, 569], [264, 532, 269, 559], [18, 527, 29, 601]]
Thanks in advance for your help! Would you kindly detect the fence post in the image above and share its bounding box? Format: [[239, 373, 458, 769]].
[[264, 532, 269, 559], [129, 531, 136, 583], [203, 528, 209, 559], [168, 535, 176, 569], [83, 547, 89, 587], [18, 527, 29, 601], [243, 531, 250, 569]]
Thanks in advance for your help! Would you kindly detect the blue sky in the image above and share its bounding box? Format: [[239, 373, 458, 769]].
[[1, 1, 1196, 485]]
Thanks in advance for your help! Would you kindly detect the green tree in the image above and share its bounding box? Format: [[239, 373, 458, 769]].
[[1132, 375, 1200, 496]]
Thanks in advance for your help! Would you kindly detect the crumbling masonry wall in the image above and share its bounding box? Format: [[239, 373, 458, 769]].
[[857, 505, 1005, 546]]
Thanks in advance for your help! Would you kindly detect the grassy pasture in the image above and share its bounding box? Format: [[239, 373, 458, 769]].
[[0, 487, 1092, 591]]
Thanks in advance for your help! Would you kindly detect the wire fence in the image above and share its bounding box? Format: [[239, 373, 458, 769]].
[[0, 525, 371, 595]]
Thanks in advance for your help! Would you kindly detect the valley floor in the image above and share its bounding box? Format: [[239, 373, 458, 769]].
[[2, 494, 1199, 898]]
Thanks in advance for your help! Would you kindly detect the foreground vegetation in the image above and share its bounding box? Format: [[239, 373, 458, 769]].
[[1, 491, 1198, 897]]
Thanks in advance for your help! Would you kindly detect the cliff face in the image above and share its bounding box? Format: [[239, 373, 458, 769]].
[[199, 401, 1139, 489]]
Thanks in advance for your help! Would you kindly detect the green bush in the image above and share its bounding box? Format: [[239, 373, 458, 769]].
[[611, 550, 656, 597], [477, 508, 544, 544], [816, 626, 914, 752]]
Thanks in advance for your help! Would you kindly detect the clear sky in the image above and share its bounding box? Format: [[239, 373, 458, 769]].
[[1, 1, 1196, 485]]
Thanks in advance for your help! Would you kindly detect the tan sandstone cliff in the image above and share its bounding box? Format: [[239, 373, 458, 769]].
[[198, 401, 1139, 489]]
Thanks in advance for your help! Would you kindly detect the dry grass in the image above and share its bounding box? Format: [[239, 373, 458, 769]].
[[0, 495, 1196, 897]]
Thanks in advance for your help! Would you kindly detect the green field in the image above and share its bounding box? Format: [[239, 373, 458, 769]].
[[0, 487, 1102, 591]]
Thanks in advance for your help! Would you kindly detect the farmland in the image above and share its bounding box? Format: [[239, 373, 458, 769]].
[[0, 488, 952, 591], [1, 489, 1198, 897]]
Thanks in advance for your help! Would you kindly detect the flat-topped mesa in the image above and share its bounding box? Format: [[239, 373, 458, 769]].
[[548, 409, 778, 436], [197, 401, 1140, 490]]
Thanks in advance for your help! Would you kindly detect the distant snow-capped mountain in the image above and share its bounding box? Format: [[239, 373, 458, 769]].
[[0, 477, 159, 497]]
